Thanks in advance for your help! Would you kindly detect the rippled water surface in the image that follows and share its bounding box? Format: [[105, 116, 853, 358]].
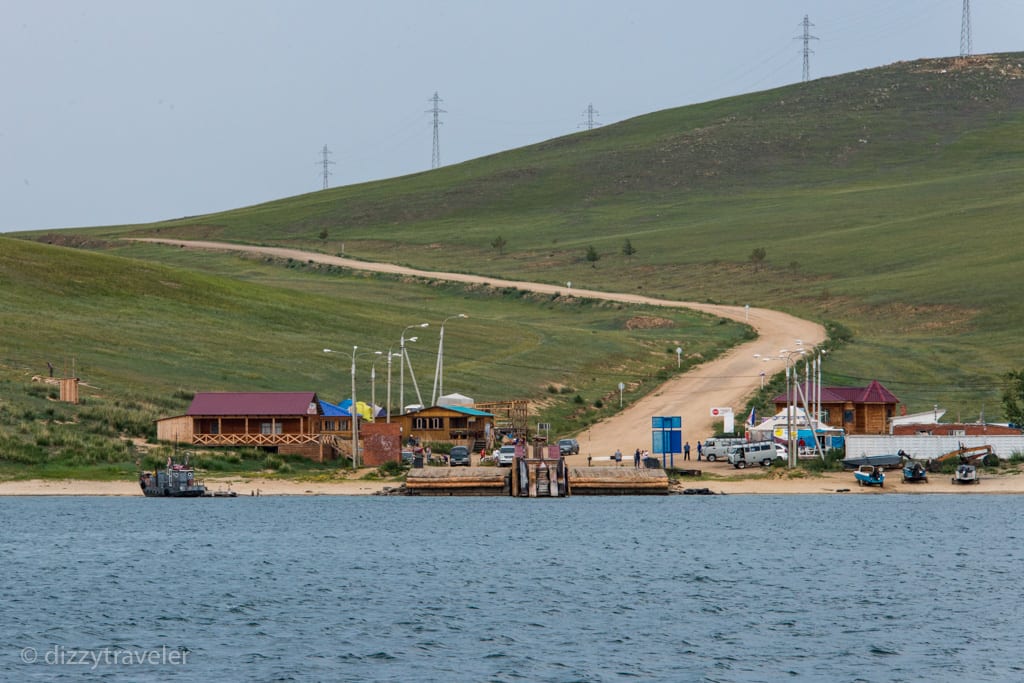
[[2, 495, 1023, 682]]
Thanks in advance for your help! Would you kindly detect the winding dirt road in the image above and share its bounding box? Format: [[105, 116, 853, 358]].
[[135, 239, 826, 460]]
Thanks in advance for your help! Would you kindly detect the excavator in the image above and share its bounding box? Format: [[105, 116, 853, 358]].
[[926, 444, 998, 473]]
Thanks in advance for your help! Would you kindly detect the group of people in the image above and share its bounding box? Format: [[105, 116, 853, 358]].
[[610, 448, 652, 467], [681, 441, 704, 460]]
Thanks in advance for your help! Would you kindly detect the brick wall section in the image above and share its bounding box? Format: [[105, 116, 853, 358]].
[[362, 422, 402, 467]]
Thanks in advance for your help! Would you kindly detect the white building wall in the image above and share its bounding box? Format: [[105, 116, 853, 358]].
[[846, 434, 1024, 461]]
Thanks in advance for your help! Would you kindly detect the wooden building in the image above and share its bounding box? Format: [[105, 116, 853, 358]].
[[773, 380, 900, 435], [397, 405, 495, 451], [156, 392, 326, 460]]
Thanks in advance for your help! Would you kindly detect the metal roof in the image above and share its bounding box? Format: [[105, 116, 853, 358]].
[[187, 392, 320, 416]]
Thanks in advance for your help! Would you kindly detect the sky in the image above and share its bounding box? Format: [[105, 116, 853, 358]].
[[3, 0, 1023, 233]]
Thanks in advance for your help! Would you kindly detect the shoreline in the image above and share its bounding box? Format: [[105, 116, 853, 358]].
[[2, 466, 1023, 496]]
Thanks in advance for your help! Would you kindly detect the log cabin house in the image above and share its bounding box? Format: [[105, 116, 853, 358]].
[[156, 392, 327, 460], [772, 379, 900, 435], [396, 405, 496, 452]]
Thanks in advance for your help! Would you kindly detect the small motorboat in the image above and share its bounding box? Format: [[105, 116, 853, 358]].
[[902, 460, 928, 483], [952, 463, 980, 485], [854, 464, 885, 487], [842, 453, 903, 470]]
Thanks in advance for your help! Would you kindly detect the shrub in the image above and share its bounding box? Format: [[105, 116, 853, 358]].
[[377, 460, 407, 476]]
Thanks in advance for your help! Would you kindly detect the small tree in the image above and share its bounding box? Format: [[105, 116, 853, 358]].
[[1002, 369, 1024, 426], [491, 235, 507, 255], [622, 238, 637, 258], [585, 245, 600, 265], [318, 228, 329, 242], [749, 247, 767, 271]]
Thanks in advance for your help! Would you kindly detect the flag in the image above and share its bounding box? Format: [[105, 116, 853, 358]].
[[746, 407, 756, 426]]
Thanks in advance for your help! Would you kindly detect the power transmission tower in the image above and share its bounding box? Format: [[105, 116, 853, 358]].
[[796, 14, 818, 82], [318, 144, 334, 189], [960, 0, 972, 56], [426, 92, 446, 169], [579, 103, 601, 130]]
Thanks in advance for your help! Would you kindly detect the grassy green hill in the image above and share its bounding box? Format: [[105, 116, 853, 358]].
[[0, 237, 747, 478], [9, 53, 1024, 477]]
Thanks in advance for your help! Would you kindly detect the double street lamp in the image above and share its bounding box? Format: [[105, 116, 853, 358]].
[[432, 313, 467, 406], [755, 344, 807, 468], [399, 322, 429, 414]]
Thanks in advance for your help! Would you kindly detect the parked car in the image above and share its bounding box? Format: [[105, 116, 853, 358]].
[[728, 441, 786, 469], [449, 446, 471, 466], [496, 445, 516, 466], [702, 437, 747, 462], [558, 438, 580, 455]]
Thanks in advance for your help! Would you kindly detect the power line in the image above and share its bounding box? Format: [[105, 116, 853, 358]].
[[960, 0, 973, 56], [317, 144, 334, 190], [426, 92, 446, 169], [579, 103, 601, 130], [795, 14, 818, 82]]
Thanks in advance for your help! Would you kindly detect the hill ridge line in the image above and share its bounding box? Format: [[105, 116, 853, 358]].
[[133, 238, 825, 454]]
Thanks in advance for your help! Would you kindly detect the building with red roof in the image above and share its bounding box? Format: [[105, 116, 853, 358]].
[[772, 380, 900, 435], [156, 392, 328, 460]]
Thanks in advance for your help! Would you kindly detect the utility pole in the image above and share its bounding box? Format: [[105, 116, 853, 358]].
[[796, 15, 818, 83], [427, 92, 445, 169], [579, 103, 600, 130], [318, 145, 334, 189], [960, 0, 972, 56]]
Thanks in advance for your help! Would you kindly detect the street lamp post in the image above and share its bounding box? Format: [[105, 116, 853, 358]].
[[754, 346, 806, 468], [385, 347, 402, 423], [324, 346, 365, 469], [369, 351, 383, 421], [350, 345, 358, 468], [399, 323, 429, 414], [432, 314, 467, 406]]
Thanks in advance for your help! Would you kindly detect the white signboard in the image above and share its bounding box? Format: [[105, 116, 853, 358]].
[[709, 407, 732, 417]]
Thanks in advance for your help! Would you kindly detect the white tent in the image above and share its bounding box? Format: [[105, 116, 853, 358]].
[[437, 392, 474, 408]]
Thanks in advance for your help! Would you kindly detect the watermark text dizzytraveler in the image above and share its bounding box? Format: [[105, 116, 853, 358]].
[[20, 645, 189, 669]]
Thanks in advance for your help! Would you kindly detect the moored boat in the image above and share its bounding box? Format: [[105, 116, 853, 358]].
[[139, 458, 207, 497]]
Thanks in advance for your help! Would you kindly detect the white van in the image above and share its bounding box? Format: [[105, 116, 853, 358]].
[[702, 437, 747, 462], [728, 441, 786, 469]]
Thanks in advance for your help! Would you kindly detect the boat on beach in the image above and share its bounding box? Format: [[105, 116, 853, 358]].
[[842, 453, 903, 470], [854, 465, 885, 487], [902, 460, 928, 483]]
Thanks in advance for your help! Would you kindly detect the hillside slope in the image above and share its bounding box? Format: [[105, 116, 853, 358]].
[[18, 53, 1024, 417]]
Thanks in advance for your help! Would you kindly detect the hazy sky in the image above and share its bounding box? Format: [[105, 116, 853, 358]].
[[3, 0, 1022, 233]]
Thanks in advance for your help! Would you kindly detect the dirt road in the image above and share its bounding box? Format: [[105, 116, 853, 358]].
[[135, 239, 826, 458]]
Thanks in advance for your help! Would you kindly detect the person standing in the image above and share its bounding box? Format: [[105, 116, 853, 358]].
[[614, 448, 622, 466], [696, 441, 703, 461], [684, 441, 691, 460], [634, 448, 641, 468]]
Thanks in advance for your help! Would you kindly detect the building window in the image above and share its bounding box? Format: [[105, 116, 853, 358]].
[[261, 422, 283, 435], [430, 417, 443, 430], [948, 429, 966, 437], [413, 417, 426, 430]]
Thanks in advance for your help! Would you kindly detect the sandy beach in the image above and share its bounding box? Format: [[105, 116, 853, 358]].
[[3, 462, 1023, 496]]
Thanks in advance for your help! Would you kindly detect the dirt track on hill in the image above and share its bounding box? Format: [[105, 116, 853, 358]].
[[134, 239, 826, 459]]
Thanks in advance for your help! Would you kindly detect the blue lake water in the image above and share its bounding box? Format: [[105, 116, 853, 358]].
[[1, 495, 1023, 682]]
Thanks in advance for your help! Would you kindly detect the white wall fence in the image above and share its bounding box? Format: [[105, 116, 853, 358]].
[[846, 435, 1024, 461]]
